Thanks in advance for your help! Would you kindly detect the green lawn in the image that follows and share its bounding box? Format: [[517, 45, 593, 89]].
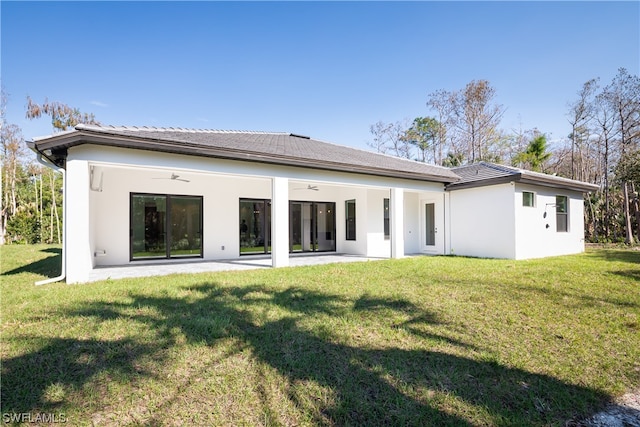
[[1, 245, 638, 426]]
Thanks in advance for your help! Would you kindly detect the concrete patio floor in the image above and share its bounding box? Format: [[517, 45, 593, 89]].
[[87, 253, 386, 282]]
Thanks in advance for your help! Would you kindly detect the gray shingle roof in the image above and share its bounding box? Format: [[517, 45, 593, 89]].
[[32, 124, 460, 183], [447, 162, 599, 192], [30, 126, 598, 192]]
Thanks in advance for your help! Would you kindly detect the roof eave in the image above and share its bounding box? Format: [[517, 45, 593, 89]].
[[446, 174, 518, 191], [33, 130, 458, 184], [518, 175, 599, 193], [446, 173, 599, 193]]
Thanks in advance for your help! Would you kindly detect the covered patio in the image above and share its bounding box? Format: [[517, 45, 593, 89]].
[[29, 125, 458, 283]]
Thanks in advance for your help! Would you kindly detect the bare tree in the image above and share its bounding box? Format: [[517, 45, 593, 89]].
[[367, 121, 392, 154], [602, 69, 640, 244], [426, 89, 457, 165], [367, 119, 412, 159], [567, 79, 599, 181], [594, 91, 619, 239], [452, 80, 505, 163]]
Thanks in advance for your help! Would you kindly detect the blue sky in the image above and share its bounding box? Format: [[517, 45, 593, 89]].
[[2, 1, 638, 151]]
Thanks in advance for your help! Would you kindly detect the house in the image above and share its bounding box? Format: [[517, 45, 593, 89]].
[[28, 125, 598, 284]]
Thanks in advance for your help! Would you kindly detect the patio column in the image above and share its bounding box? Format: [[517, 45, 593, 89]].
[[390, 187, 404, 259], [66, 159, 92, 283], [271, 177, 289, 268]]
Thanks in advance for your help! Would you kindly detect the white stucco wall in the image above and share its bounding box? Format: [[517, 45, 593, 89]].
[[403, 192, 420, 254], [365, 189, 392, 258], [514, 184, 586, 259], [448, 182, 587, 260], [337, 187, 368, 256], [66, 144, 446, 282], [90, 165, 273, 267], [448, 183, 516, 259]]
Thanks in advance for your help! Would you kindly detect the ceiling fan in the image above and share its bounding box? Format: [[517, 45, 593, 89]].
[[152, 173, 190, 183], [293, 185, 319, 191]]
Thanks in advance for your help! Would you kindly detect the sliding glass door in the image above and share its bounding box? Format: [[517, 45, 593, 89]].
[[239, 199, 271, 254], [169, 196, 203, 257], [289, 201, 336, 252], [239, 199, 336, 255], [315, 202, 336, 251], [289, 202, 310, 252], [131, 193, 202, 260]]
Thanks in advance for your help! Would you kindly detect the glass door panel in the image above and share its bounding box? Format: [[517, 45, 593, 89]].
[[169, 196, 202, 257], [289, 201, 335, 253], [425, 203, 435, 246], [290, 202, 313, 252], [290, 202, 302, 252], [316, 202, 336, 251], [239, 199, 271, 254], [303, 203, 313, 251], [132, 195, 167, 259], [265, 201, 272, 253]]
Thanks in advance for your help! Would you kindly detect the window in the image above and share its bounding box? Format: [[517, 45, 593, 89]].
[[383, 198, 390, 239], [556, 195, 568, 232], [345, 199, 356, 241], [523, 191, 536, 207], [131, 193, 203, 260]]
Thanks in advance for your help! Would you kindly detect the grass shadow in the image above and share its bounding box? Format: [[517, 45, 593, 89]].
[[1, 248, 61, 277], [513, 283, 639, 309], [40, 248, 62, 254], [586, 249, 640, 264], [1, 337, 157, 415], [585, 249, 640, 283], [2, 282, 610, 425], [610, 269, 640, 282]]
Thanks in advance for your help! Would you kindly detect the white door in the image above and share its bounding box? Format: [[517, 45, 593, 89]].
[[421, 198, 444, 254]]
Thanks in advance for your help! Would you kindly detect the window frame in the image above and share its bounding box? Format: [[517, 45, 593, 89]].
[[555, 195, 569, 232], [522, 191, 536, 208], [383, 198, 390, 240], [130, 192, 203, 261], [345, 199, 356, 241], [239, 198, 272, 255]]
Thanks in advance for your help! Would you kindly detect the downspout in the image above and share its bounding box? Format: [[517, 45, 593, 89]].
[[28, 141, 66, 285]]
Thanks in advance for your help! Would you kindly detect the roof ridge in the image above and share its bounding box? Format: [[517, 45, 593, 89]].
[[478, 161, 520, 174], [74, 123, 289, 135], [482, 161, 583, 182]]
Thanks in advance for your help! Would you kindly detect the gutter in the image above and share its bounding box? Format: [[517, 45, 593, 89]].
[[27, 140, 66, 285]]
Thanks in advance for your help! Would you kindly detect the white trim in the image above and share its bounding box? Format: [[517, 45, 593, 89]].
[[390, 188, 404, 259]]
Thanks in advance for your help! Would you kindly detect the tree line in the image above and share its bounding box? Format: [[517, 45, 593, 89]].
[[368, 68, 639, 244], [1, 92, 99, 244]]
